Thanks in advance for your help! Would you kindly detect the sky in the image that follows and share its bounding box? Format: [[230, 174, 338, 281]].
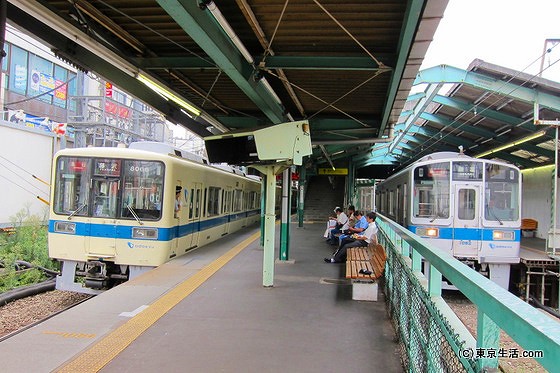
[[420, 0, 560, 82]]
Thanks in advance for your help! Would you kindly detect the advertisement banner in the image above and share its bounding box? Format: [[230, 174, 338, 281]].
[[54, 79, 67, 100]]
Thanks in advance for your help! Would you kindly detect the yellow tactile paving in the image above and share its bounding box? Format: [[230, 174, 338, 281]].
[[55, 231, 260, 373]]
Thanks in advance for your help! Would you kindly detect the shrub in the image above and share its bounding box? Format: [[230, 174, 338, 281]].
[[0, 210, 57, 292]]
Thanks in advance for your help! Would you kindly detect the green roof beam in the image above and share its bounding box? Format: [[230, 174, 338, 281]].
[[415, 65, 560, 112], [379, 0, 426, 136], [432, 95, 536, 129], [156, 0, 285, 123]]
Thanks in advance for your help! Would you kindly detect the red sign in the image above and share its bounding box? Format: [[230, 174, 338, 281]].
[[105, 82, 113, 98], [53, 123, 66, 135]]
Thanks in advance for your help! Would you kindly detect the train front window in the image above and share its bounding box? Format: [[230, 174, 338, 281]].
[[413, 162, 450, 219], [457, 189, 476, 220], [54, 157, 91, 216], [485, 164, 520, 222], [121, 160, 164, 220]]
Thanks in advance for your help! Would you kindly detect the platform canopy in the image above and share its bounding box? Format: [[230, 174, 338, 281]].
[[11, 1, 560, 178], [5, 0, 453, 177], [357, 59, 560, 178]]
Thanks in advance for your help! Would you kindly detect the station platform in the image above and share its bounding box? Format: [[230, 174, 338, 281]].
[[0, 222, 402, 372]]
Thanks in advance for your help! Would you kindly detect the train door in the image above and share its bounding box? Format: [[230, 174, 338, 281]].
[[186, 183, 202, 250], [221, 187, 232, 236], [89, 178, 119, 256], [452, 184, 481, 258], [173, 182, 183, 256]]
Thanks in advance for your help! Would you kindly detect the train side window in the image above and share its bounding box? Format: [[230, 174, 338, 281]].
[[189, 188, 194, 219], [203, 188, 207, 216], [457, 189, 476, 220], [195, 189, 201, 218], [208, 187, 220, 216], [233, 189, 243, 212]]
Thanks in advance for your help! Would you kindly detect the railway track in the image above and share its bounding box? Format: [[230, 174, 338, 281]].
[[0, 290, 91, 341]]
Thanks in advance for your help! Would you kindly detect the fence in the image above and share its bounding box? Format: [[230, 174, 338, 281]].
[[376, 213, 560, 372]]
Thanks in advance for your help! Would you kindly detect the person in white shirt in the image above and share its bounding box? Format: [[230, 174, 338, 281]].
[[325, 211, 378, 263], [326, 207, 348, 244]]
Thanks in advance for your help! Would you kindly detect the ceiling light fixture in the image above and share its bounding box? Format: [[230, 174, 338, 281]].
[[521, 164, 554, 173], [474, 130, 546, 158], [137, 73, 201, 117]]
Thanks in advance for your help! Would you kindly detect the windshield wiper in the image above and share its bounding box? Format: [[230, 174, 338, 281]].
[[68, 203, 87, 220], [126, 204, 144, 225], [486, 204, 503, 225]]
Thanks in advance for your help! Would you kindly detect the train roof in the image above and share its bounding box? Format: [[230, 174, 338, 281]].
[[417, 151, 471, 162], [129, 141, 209, 164], [55, 144, 260, 181]]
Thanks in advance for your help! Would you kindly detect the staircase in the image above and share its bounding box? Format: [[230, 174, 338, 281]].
[[304, 176, 345, 222]]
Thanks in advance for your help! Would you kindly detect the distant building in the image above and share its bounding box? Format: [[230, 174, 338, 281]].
[[0, 25, 199, 227]]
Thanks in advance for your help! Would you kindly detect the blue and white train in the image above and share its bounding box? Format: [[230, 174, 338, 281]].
[[375, 152, 521, 289], [48, 142, 264, 294]]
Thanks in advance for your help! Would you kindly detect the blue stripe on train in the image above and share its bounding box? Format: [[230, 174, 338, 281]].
[[408, 225, 520, 241], [49, 209, 260, 241]]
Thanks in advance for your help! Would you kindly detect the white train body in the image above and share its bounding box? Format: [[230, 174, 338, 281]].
[[375, 152, 521, 289], [48, 143, 262, 294]]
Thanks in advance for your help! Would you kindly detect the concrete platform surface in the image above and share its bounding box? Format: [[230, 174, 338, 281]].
[[101, 222, 401, 372], [0, 221, 402, 373]]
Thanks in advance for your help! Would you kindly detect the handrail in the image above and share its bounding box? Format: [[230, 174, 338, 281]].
[[376, 213, 560, 372]]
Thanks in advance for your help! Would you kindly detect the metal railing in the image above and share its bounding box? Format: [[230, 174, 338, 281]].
[[376, 213, 560, 372]]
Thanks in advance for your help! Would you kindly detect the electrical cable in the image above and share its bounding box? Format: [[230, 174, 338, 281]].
[[312, 0, 387, 68], [95, 0, 217, 68], [398, 45, 560, 165], [265, 69, 370, 127], [259, 0, 289, 65], [3, 75, 76, 106], [0, 155, 49, 196]]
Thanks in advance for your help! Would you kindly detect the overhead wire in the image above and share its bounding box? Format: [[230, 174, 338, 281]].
[[4, 75, 76, 107], [255, 0, 391, 131], [0, 173, 46, 199], [259, 0, 289, 65], [397, 43, 560, 165], [95, 0, 217, 68], [264, 69, 370, 127], [311, 0, 388, 69], [308, 70, 385, 122], [0, 155, 50, 197]]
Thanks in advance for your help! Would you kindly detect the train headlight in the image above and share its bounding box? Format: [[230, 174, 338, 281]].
[[417, 227, 439, 238], [493, 230, 514, 240], [132, 227, 158, 239], [54, 221, 76, 234]]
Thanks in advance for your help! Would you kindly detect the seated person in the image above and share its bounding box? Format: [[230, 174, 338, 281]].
[[323, 210, 338, 239], [336, 210, 367, 249], [346, 205, 357, 229], [327, 207, 348, 244], [324, 212, 378, 263]]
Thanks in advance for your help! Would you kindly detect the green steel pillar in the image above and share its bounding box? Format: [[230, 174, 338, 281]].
[[279, 168, 291, 260], [298, 165, 306, 227], [252, 164, 286, 287], [262, 166, 277, 286], [348, 161, 355, 206], [260, 173, 266, 247]]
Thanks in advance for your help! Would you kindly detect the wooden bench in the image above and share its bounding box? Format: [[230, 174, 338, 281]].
[[345, 243, 386, 301], [521, 218, 538, 237]]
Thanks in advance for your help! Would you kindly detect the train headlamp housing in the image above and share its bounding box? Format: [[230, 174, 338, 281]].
[[493, 230, 514, 240], [416, 227, 439, 238], [132, 227, 158, 239], [54, 221, 76, 234]]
